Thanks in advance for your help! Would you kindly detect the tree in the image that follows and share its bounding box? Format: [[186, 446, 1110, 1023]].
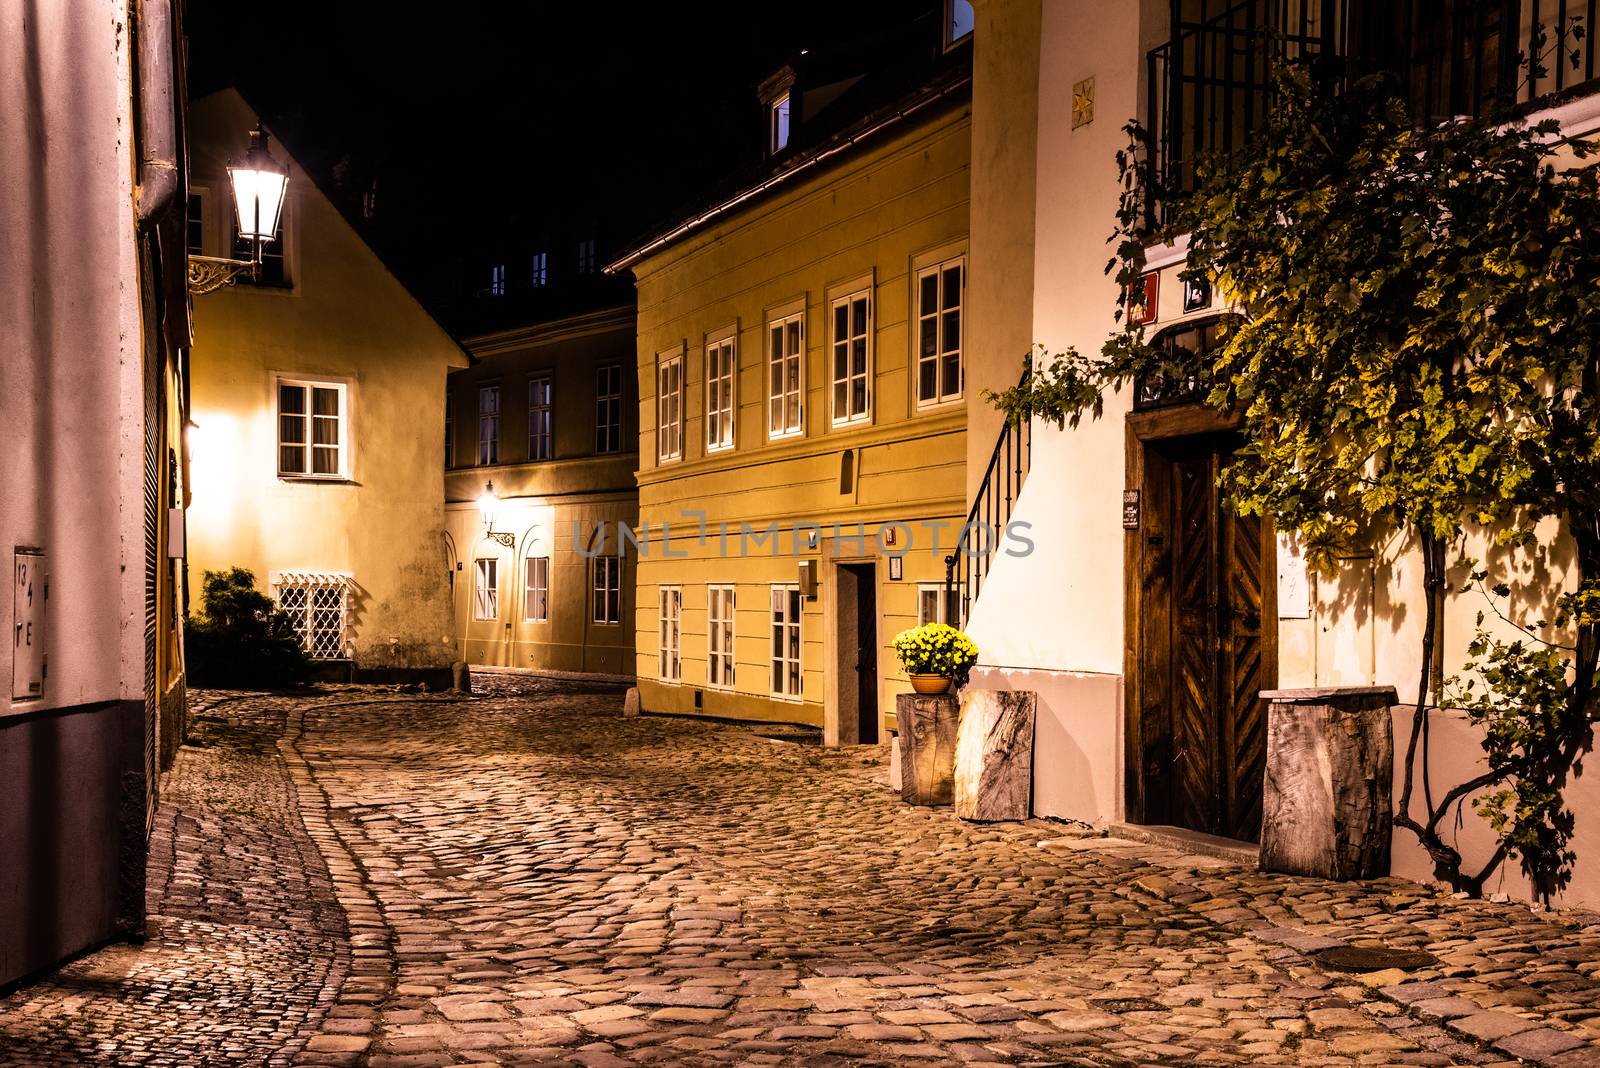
[[991, 62, 1600, 901]]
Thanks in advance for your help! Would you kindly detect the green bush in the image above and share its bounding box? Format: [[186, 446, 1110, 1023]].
[[184, 567, 312, 689]]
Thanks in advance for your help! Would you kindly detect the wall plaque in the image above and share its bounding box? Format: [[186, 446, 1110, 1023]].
[[1122, 490, 1141, 530]]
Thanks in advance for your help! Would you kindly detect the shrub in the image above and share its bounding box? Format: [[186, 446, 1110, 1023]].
[[891, 623, 979, 687], [184, 567, 312, 689]]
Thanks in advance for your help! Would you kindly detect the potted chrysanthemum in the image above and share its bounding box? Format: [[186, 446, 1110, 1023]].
[[891, 622, 979, 695]]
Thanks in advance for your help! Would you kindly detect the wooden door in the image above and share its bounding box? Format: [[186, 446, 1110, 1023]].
[[851, 565, 879, 744], [1138, 434, 1271, 842]]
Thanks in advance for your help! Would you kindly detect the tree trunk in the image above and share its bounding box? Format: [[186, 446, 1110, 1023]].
[[953, 690, 1036, 821], [897, 693, 959, 806]]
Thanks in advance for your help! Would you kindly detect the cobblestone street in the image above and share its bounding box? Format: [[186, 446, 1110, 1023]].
[[4, 679, 1600, 1067]]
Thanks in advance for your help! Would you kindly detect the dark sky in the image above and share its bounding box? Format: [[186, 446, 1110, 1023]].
[[187, 2, 939, 321]]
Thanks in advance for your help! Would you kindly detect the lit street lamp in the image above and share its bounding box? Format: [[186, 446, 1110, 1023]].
[[478, 481, 514, 547], [187, 124, 290, 294]]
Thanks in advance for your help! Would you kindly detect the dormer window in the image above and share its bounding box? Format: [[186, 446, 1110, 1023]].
[[770, 92, 791, 153], [531, 251, 548, 287], [945, 0, 974, 48], [489, 264, 506, 296]]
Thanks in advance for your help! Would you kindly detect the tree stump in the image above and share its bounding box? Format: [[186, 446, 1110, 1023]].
[[897, 693, 959, 806], [954, 690, 1036, 821], [1260, 686, 1395, 880]]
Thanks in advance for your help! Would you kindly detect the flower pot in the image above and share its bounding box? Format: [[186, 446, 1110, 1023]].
[[909, 673, 952, 696]]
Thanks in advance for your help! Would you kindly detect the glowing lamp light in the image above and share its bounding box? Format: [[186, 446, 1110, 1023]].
[[228, 125, 289, 246], [479, 481, 513, 547]]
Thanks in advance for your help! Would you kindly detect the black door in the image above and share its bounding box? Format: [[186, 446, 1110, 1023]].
[[848, 564, 879, 744]]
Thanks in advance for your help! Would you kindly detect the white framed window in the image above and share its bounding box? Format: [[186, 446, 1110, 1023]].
[[531, 251, 548, 287], [658, 350, 683, 462], [444, 395, 454, 469], [770, 583, 802, 699], [916, 256, 965, 407], [706, 335, 736, 452], [186, 189, 207, 256], [473, 558, 498, 620], [529, 375, 553, 461], [273, 573, 350, 660], [478, 385, 500, 465], [830, 290, 872, 425], [767, 311, 804, 439], [277, 378, 348, 479], [944, 0, 975, 48], [708, 584, 735, 689], [577, 238, 596, 274], [524, 555, 549, 622], [770, 92, 791, 152], [596, 365, 623, 454], [489, 263, 507, 296], [593, 554, 622, 624], [917, 582, 963, 627], [659, 585, 682, 680]]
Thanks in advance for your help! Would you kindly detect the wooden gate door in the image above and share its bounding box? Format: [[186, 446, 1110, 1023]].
[[1138, 434, 1272, 842]]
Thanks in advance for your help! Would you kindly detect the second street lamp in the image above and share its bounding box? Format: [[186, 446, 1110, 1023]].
[[479, 481, 514, 547], [187, 124, 290, 295]]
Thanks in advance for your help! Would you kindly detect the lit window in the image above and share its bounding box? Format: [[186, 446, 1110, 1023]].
[[659, 585, 682, 681], [444, 396, 454, 469], [770, 92, 791, 153], [595, 365, 623, 454], [831, 290, 871, 425], [770, 583, 802, 698], [916, 256, 964, 406], [277, 378, 347, 479], [658, 351, 682, 462], [706, 336, 736, 451], [524, 555, 549, 622], [474, 558, 498, 620], [273, 574, 349, 660], [529, 376, 553, 460], [478, 385, 500, 465], [917, 582, 963, 627], [489, 263, 506, 296], [577, 238, 596, 274], [593, 554, 622, 624], [708, 585, 735, 688], [767, 311, 804, 438], [945, 0, 974, 47], [187, 191, 205, 255], [531, 251, 548, 287]]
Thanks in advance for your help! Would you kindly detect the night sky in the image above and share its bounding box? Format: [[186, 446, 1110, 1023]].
[[187, 1, 939, 326]]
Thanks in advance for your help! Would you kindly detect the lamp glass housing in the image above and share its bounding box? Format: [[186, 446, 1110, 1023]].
[[478, 482, 498, 530], [228, 127, 289, 244]]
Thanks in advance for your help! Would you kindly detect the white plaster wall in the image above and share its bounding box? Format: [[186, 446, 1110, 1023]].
[[0, 0, 144, 714]]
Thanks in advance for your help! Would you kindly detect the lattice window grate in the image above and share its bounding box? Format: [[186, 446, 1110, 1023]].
[[274, 572, 351, 660]]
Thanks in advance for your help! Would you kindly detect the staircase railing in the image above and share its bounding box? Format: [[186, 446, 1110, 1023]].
[[944, 370, 1031, 626]]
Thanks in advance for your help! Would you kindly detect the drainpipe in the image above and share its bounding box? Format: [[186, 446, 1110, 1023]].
[[134, 0, 180, 226]]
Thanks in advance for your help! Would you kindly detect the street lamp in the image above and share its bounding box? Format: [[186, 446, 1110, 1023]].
[[479, 481, 514, 547], [187, 124, 290, 295]]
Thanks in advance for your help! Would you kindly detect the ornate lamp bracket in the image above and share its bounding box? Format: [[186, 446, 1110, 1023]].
[[187, 254, 258, 295]]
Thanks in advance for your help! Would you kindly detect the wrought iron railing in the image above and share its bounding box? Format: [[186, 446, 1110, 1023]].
[[945, 371, 1032, 626]]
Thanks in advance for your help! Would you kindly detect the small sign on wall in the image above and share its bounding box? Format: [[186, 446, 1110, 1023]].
[[1276, 532, 1311, 619], [13, 551, 46, 700], [1122, 490, 1141, 530]]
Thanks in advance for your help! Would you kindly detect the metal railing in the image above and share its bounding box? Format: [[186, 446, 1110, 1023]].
[[945, 370, 1032, 627]]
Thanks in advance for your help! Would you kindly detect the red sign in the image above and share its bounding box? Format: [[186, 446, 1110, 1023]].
[[1128, 271, 1159, 326]]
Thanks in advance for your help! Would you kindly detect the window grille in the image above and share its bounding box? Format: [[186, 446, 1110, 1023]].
[[273, 571, 351, 660]]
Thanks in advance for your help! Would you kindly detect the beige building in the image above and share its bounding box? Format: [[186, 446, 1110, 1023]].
[[444, 306, 639, 676], [186, 89, 467, 686], [609, 20, 972, 742]]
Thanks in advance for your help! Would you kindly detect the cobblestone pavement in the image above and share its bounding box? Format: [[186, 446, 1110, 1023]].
[[4, 679, 1600, 1068]]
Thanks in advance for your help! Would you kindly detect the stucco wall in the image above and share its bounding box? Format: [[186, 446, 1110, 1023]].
[[186, 91, 465, 675]]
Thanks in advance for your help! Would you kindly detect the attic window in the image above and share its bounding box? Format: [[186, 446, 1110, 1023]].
[[945, 0, 974, 48], [770, 92, 791, 153]]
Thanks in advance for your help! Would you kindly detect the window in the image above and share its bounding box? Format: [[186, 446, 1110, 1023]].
[[945, 0, 975, 47], [658, 351, 683, 462], [831, 290, 871, 425], [593, 554, 622, 624], [186, 191, 205, 255], [659, 585, 682, 680], [529, 376, 553, 460], [277, 378, 347, 478], [706, 335, 736, 452], [478, 385, 500, 465], [770, 92, 791, 153], [770, 584, 802, 698], [916, 256, 964, 406], [233, 203, 287, 285], [767, 311, 804, 438], [524, 555, 549, 622], [474, 558, 498, 620], [489, 264, 507, 296], [577, 238, 596, 274], [531, 251, 548, 287], [362, 180, 378, 222], [708, 585, 735, 688], [918, 582, 963, 627], [596, 365, 623, 454], [274, 574, 349, 660], [444, 396, 454, 469]]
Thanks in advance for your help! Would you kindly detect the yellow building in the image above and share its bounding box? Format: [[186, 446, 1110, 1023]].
[[608, 25, 972, 742], [444, 306, 639, 676], [186, 89, 468, 685]]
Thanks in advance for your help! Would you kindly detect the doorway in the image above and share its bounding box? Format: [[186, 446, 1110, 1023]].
[[835, 563, 879, 745], [1131, 431, 1274, 842]]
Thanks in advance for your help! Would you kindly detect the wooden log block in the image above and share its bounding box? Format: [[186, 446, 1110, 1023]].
[[896, 693, 959, 806], [1260, 686, 1396, 880], [954, 690, 1037, 821]]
